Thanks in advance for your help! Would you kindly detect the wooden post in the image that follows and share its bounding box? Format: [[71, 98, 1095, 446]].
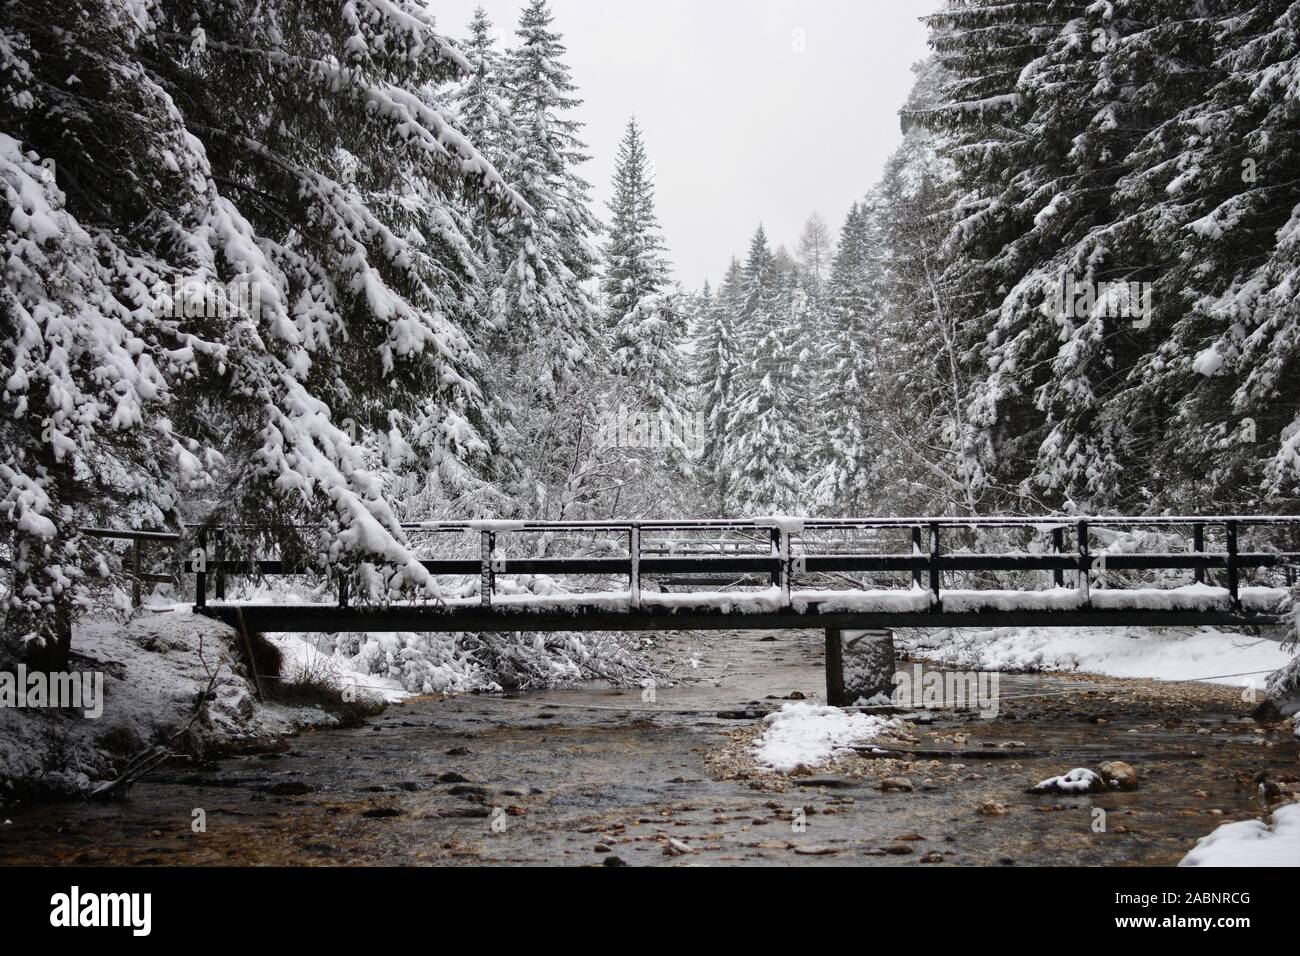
[[480, 530, 494, 606], [1077, 520, 1090, 601], [769, 527, 782, 587], [131, 539, 142, 608], [1226, 520, 1240, 610], [1193, 522, 1205, 585], [195, 528, 208, 610], [214, 528, 226, 601], [629, 526, 641, 609], [1052, 527, 1065, 587], [778, 528, 791, 607], [826, 629, 896, 707], [912, 526, 924, 588], [928, 521, 941, 605], [338, 574, 350, 610]]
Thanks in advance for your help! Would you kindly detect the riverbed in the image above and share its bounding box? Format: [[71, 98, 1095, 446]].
[[0, 629, 1294, 866]]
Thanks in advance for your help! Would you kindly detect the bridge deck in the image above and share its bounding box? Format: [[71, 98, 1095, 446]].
[[196, 584, 1287, 633], [146, 514, 1300, 634]]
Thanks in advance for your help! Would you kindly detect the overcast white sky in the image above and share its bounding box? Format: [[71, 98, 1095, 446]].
[[434, 1, 936, 290]]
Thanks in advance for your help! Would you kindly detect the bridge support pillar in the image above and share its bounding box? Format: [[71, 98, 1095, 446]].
[[825, 629, 895, 707]]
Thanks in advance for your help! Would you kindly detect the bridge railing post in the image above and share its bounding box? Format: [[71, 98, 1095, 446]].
[[214, 527, 226, 602], [912, 525, 924, 589], [776, 528, 791, 607], [1226, 520, 1240, 610], [195, 528, 208, 610], [629, 525, 641, 609], [769, 527, 782, 589], [928, 521, 941, 606], [1052, 527, 1065, 587], [1193, 522, 1206, 585], [131, 537, 142, 608], [1077, 520, 1090, 601], [480, 530, 494, 606]]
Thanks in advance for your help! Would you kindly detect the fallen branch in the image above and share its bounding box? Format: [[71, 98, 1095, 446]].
[[88, 662, 223, 802]]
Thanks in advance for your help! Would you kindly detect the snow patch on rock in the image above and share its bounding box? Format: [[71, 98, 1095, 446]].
[[752, 702, 900, 773]]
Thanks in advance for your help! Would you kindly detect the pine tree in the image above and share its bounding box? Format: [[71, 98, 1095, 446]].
[[449, 7, 521, 283], [495, 0, 603, 406], [475, 0, 607, 519], [603, 118, 670, 324], [0, 0, 522, 656], [602, 118, 685, 422], [1116, 0, 1300, 510], [813, 201, 888, 515], [727, 227, 805, 515], [695, 262, 743, 513], [918, 0, 1227, 512]]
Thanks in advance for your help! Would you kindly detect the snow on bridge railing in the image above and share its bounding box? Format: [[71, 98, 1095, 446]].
[[171, 515, 1300, 618]]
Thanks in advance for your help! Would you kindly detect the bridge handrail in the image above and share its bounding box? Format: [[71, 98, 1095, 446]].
[[396, 515, 1300, 531], [171, 514, 1300, 614]]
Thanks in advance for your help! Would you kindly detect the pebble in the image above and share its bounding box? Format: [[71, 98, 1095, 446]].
[[1099, 761, 1139, 791], [663, 838, 694, 856]]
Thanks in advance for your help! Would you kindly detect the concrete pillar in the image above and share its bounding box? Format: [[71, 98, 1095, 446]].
[[826, 629, 896, 707]]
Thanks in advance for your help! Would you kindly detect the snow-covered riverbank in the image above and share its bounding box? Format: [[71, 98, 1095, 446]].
[[0, 609, 395, 803], [905, 624, 1296, 692]]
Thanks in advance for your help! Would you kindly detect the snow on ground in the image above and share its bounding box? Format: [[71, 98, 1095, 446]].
[[268, 632, 409, 704], [907, 625, 1293, 688], [221, 582, 654, 694], [1180, 802, 1300, 867], [752, 702, 900, 773], [0, 607, 367, 801]]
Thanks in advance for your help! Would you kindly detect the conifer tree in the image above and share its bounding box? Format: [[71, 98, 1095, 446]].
[[602, 118, 685, 423], [0, 0, 523, 656], [495, 0, 603, 406], [695, 261, 743, 512], [727, 227, 805, 514]]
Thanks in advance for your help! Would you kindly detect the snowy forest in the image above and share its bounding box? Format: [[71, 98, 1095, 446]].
[[3, 0, 1300, 668]]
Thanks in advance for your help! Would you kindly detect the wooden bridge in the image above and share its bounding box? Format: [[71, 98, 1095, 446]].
[[88, 516, 1296, 704], [140, 514, 1296, 705]]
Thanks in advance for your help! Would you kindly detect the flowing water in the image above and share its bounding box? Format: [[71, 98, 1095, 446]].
[[0, 630, 1294, 866]]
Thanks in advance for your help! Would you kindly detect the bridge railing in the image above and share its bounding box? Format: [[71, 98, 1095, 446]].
[[80, 528, 182, 607], [179, 515, 1300, 613]]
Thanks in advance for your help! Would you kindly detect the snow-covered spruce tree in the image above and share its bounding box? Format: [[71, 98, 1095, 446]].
[[445, 6, 520, 293], [495, 0, 601, 399], [916, 1, 1214, 512], [694, 260, 743, 514], [727, 227, 806, 515], [602, 117, 689, 456], [1116, 0, 1300, 511], [812, 200, 889, 516], [483, 0, 608, 521], [0, 0, 523, 661], [603, 119, 669, 329]]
